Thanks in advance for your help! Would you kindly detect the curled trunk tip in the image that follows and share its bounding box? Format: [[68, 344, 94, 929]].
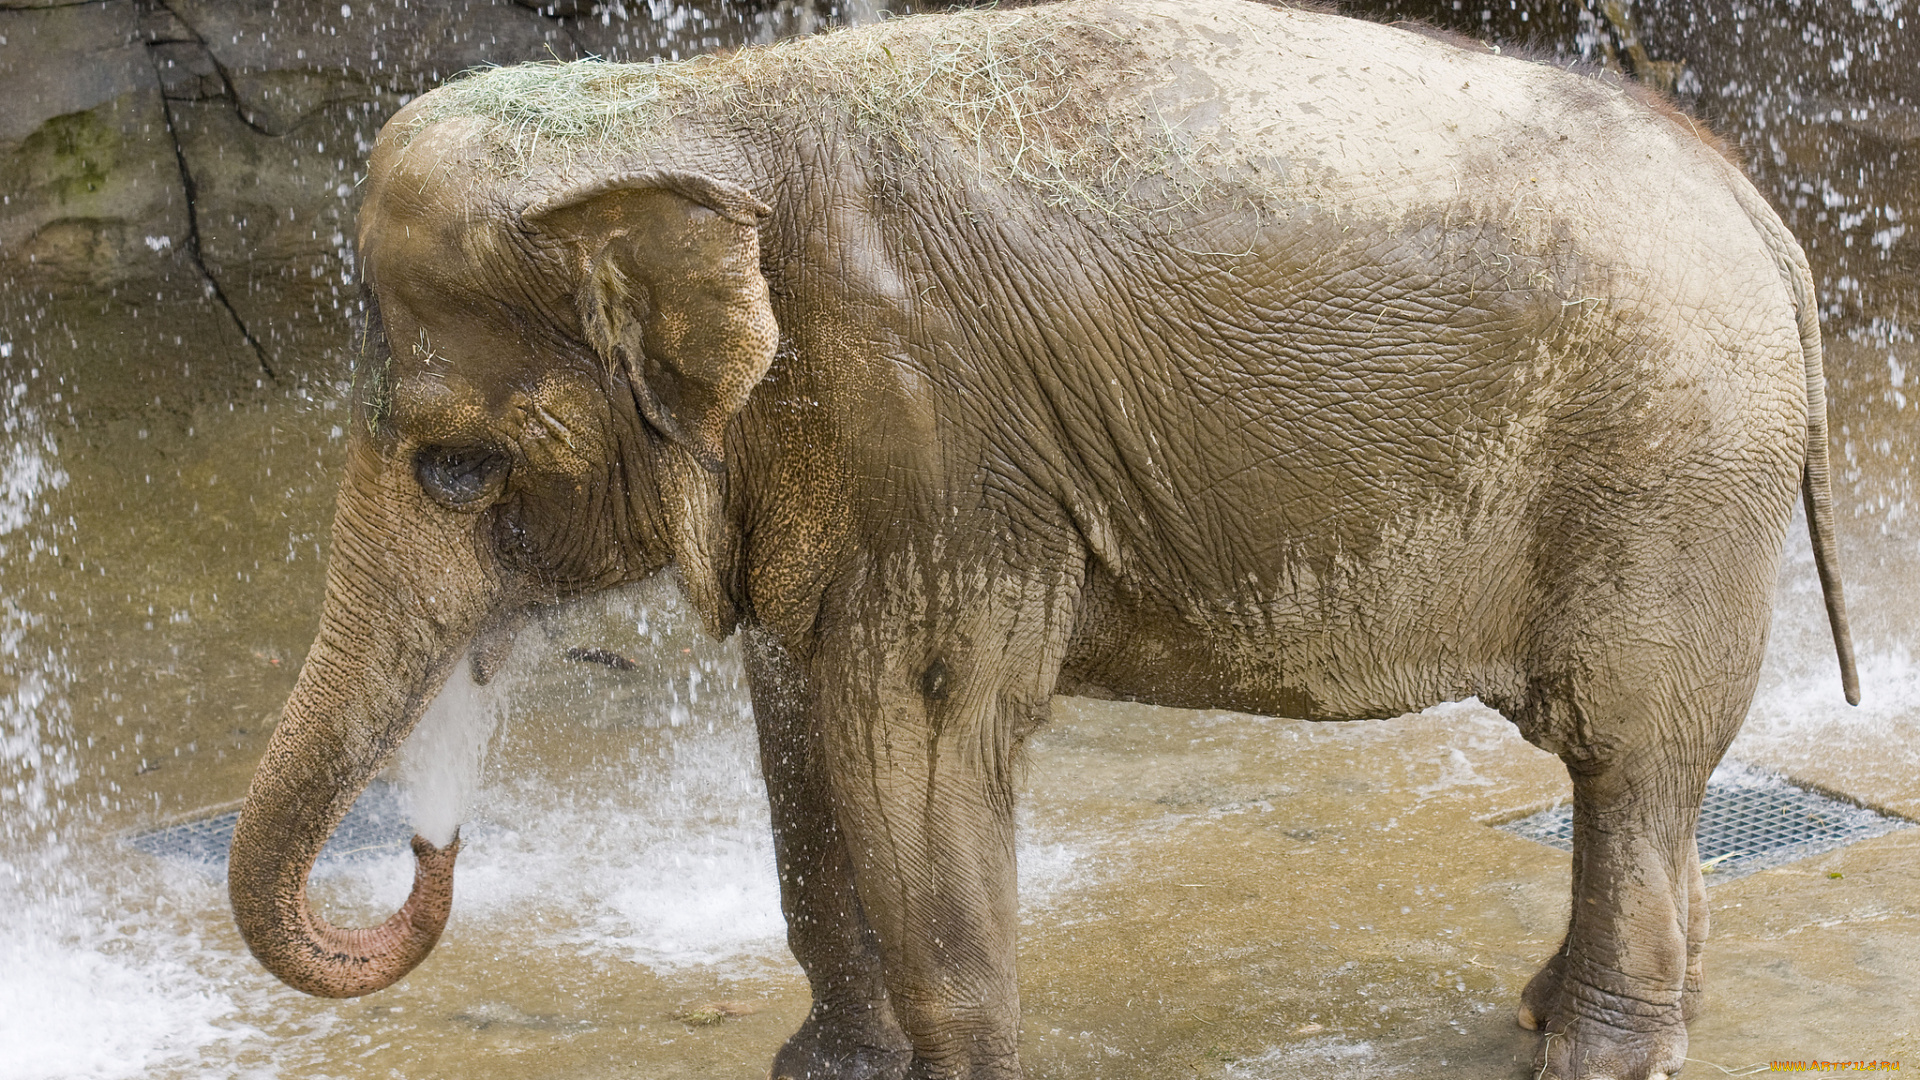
[[233, 830, 462, 999]]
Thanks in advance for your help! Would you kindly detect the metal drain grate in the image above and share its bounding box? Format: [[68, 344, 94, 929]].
[[125, 781, 412, 867], [1500, 762, 1913, 882]]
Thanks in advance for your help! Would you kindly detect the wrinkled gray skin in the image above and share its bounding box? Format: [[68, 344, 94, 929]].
[[228, 2, 1858, 1078]]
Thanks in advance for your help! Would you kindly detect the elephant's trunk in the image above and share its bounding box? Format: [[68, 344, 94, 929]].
[[230, 444, 493, 997], [228, 669, 461, 996], [231, 822, 459, 998]]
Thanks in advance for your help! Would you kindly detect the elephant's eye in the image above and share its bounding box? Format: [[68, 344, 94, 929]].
[[415, 445, 510, 510]]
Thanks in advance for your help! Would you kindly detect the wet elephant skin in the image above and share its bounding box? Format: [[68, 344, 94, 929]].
[[226, 2, 1857, 1078]]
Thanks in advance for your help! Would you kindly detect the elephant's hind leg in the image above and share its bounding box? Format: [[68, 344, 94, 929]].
[[1498, 411, 1794, 1078], [1514, 837, 1708, 1033], [1504, 646, 1757, 1080]]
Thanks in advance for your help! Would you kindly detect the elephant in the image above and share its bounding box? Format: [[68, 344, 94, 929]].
[[227, 1, 1859, 1078]]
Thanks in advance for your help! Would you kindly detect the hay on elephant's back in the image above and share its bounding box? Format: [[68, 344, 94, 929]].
[[405, 4, 1202, 215]]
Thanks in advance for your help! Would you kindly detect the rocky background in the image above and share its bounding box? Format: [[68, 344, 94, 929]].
[[0, 0, 882, 420], [0, 0, 1912, 419]]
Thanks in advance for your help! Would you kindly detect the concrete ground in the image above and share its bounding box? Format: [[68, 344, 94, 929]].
[[138, 677, 1914, 1080]]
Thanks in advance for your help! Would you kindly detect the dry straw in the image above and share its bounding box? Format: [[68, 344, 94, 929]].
[[404, 4, 1208, 216]]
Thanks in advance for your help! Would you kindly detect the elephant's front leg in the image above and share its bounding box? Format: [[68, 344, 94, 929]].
[[745, 631, 913, 1080], [813, 572, 1073, 1080]]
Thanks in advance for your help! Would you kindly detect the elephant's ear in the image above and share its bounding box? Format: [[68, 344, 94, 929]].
[[524, 170, 776, 470]]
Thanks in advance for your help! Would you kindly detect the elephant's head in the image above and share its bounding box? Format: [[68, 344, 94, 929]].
[[229, 114, 777, 997]]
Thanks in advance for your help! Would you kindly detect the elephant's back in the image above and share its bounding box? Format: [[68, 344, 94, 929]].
[[811, 0, 1808, 428], [771, 0, 1810, 519], [1105, 0, 1810, 474]]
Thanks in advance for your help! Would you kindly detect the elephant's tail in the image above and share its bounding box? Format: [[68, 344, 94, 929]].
[[1722, 165, 1859, 705], [1788, 259, 1861, 705]]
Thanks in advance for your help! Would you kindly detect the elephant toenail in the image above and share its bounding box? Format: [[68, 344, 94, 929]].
[[1516, 1004, 1538, 1030]]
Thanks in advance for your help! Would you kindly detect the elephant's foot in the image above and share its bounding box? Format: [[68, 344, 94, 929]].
[[1520, 958, 1688, 1079], [771, 1007, 913, 1080], [1531, 1013, 1688, 1080], [1518, 922, 1705, 1035]]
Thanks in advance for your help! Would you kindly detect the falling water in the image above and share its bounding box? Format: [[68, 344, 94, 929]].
[[0, 387, 71, 864], [0, 377, 239, 1080], [399, 656, 506, 849]]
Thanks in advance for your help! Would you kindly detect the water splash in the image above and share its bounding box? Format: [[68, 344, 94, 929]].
[[0, 873, 243, 1080], [398, 655, 506, 847], [0, 397, 71, 856], [0, 388, 248, 1080]]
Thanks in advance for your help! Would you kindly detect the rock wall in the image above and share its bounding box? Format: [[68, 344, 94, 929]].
[[1, 0, 1912, 420], [0, 0, 868, 417]]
